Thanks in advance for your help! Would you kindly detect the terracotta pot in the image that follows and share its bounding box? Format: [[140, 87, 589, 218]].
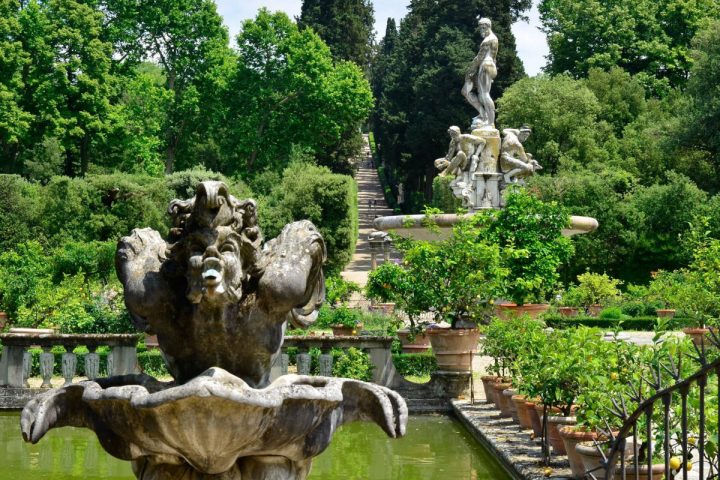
[[558, 306, 579, 317], [526, 401, 542, 437], [511, 395, 532, 429], [683, 327, 715, 347], [331, 324, 361, 336], [480, 375, 500, 404], [588, 304, 603, 316], [559, 427, 605, 479], [495, 303, 551, 320], [575, 439, 636, 480], [655, 308, 676, 319], [492, 382, 513, 417], [547, 415, 577, 455], [502, 388, 520, 423], [396, 330, 431, 354], [426, 328, 480, 372], [145, 334, 159, 350], [370, 303, 395, 315], [0, 311, 7, 330]]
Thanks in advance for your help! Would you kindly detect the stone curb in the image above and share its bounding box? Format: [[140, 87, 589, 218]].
[[452, 400, 573, 480]]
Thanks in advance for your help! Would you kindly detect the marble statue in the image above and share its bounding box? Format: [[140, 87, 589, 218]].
[[433, 126, 487, 178], [500, 127, 542, 185], [461, 18, 498, 129], [21, 181, 407, 480]]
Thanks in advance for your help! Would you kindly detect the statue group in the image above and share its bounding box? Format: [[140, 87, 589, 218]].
[[436, 17, 542, 210]]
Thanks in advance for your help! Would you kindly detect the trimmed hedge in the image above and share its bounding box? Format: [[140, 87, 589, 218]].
[[542, 314, 696, 331], [392, 352, 437, 377]]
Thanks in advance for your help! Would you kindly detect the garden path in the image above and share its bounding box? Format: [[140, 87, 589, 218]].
[[340, 135, 394, 290]]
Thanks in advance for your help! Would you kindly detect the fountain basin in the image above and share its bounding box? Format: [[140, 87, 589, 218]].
[[373, 213, 598, 241]]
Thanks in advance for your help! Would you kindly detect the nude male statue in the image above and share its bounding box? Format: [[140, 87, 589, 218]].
[[434, 126, 487, 177], [461, 18, 499, 128], [500, 127, 542, 184]]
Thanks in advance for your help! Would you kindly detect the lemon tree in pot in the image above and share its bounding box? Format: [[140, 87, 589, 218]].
[[481, 190, 574, 319], [367, 216, 508, 373]]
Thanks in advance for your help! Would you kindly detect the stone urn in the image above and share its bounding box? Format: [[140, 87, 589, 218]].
[[655, 308, 676, 319], [495, 303, 550, 320], [425, 327, 479, 372]]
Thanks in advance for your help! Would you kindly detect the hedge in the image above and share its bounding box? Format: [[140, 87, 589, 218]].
[[542, 314, 696, 331], [392, 352, 437, 377]]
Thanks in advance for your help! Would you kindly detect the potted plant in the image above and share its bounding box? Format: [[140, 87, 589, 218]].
[[481, 190, 574, 319], [563, 272, 622, 317], [367, 214, 508, 373], [328, 306, 362, 336]]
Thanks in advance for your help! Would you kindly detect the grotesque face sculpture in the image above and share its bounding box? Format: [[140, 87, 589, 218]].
[[185, 226, 244, 304]]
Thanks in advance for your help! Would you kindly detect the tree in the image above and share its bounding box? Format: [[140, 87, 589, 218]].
[[539, 0, 720, 92], [299, 0, 375, 68], [0, 0, 31, 173], [371, 0, 530, 207], [109, 0, 231, 173], [221, 10, 372, 178]]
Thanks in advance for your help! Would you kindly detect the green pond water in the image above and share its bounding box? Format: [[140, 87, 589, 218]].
[[0, 412, 509, 479]]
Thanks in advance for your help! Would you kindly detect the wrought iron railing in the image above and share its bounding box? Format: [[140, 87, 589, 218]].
[[588, 332, 720, 480]]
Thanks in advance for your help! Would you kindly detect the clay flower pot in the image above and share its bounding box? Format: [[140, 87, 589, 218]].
[[575, 439, 636, 480], [492, 382, 513, 417], [655, 308, 676, 319], [331, 324, 361, 336], [559, 427, 604, 479], [526, 400, 542, 437], [558, 306, 579, 317], [511, 395, 532, 429], [480, 375, 501, 404], [547, 415, 577, 455], [588, 304, 603, 316], [396, 330, 431, 354], [682, 327, 715, 347], [426, 328, 480, 372], [495, 303, 550, 320], [502, 388, 520, 424]]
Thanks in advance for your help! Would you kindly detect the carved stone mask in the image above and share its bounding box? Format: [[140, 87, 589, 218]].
[[185, 226, 244, 304]]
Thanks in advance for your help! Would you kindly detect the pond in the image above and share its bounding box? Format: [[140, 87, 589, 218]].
[[0, 412, 509, 479]]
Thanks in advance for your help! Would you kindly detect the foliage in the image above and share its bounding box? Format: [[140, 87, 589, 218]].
[[366, 215, 507, 328], [259, 162, 358, 274], [299, 0, 375, 68], [331, 347, 372, 381], [538, 0, 720, 91], [325, 276, 360, 306], [0, 241, 52, 318], [481, 317, 547, 378], [392, 352, 437, 378], [562, 272, 622, 308], [431, 175, 462, 213], [598, 307, 623, 320], [480, 189, 573, 305], [222, 10, 373, 177], [316, 306, 362, 329], [542, 314, 694, 331]]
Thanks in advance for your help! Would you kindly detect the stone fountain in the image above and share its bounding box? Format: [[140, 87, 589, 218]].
[[373, 17, 597, 240], [20, 181, 407, 479]]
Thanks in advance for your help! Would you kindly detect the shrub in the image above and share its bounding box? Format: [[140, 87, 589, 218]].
[[332, 347, 372, 381], [392, 352, 437, 377], [542, 314, 694, 331], [325, 276, 360, 306], [563, 272, 622, 307], [0, 241, 52, 319], [598, 307, 624, 320], [431, 175, 462, 213]]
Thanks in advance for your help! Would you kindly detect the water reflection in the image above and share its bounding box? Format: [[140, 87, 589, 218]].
[[0, 413, 508, 480]]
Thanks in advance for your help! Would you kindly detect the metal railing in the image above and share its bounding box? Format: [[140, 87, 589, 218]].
[[590, 332, 720, 480]]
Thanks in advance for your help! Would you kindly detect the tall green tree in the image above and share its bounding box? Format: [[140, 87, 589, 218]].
[[372, 0, 529, 206], [108, 0, 231, 173], [0, 0, 31, 173], [222, 9, 372, 178], [298, 0, 375, 68], [539, 0, 720, 92]]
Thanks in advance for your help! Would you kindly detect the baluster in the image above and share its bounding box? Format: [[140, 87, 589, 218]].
[[61, 346, 77, 387], [318, 349, 333, 377], [662, 394, 670, 480], [84, 346, 100, 380], [297, 349, 311, 376], [680, 384, 689, 480], [22, 350, 31, 388], [107, 351, 114, 376], [281, 353, 289, 376], [39, 346, 54, 388], [645, 405, 653, 480], [699, 375, 706, 480]]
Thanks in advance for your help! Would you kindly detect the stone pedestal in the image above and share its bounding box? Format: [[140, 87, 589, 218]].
[[471, 172, 502, 209]]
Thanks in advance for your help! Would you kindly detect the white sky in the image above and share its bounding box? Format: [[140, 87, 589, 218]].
[[214, 0, 548, 76]]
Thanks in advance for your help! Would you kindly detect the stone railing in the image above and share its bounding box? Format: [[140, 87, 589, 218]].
[[0, 331, 141, 388], [271, 335, 400, 388]]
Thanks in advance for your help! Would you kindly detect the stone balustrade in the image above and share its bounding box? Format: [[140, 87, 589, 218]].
[[271, 335, 400, 388], [0, 332, 141, 388]]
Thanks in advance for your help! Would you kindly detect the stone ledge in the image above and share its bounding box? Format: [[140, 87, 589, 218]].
[[452, 400, 573, 480]]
